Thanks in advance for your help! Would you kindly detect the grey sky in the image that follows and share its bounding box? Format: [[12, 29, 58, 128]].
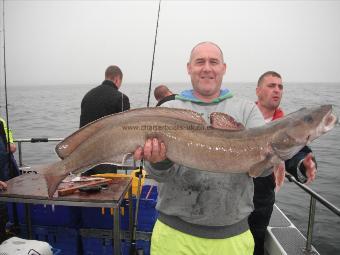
[[1, 0, 340, 86]]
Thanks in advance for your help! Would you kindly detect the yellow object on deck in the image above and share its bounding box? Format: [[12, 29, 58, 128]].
[[94, 169, 146, 217], [93, 168, 146, 196]]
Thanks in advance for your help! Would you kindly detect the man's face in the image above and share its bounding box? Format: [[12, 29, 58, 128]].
[[256, 75, 283, 110], [187, 43, 226, 101]]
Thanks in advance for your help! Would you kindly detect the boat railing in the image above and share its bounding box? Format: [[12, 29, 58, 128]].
[[13, 137, 340, 253], [15, 137, 64, 167], [285, 173, 340, 254]]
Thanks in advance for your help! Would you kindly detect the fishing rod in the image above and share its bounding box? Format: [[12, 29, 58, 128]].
[[1, 0, 13, 176], [1, 0, 20, 232], [130, 2, 162, 254], [146, 0, 161, 107], [129, 160, 144, 255]]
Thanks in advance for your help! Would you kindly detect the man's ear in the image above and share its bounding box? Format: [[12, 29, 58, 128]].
[[187, 62, 191, 75], [256, 86, 260, 97], [114, 77, 122, 88]]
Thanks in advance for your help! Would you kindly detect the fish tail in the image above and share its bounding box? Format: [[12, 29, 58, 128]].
[[45, 172, 68, 198], [36, 162, 69, 198]]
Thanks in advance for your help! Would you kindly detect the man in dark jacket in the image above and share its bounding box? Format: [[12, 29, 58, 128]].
[[0, 118, 19, 181], [79, 65, 130, 174], [0, 117, 19, 243], [248, 71, 317, 255], [80, 65, 130, 127], [154, 85, 176, 106]]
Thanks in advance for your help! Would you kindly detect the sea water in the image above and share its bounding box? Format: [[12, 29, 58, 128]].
[[1, 82, 340, 254]]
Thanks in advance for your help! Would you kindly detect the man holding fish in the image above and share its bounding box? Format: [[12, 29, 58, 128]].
[[133, 41, 337, 255], [134, 41, 266, 255], [40, 41, 335, 254]]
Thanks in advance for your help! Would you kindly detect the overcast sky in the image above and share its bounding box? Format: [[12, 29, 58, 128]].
[[0, 0, 339, 86]]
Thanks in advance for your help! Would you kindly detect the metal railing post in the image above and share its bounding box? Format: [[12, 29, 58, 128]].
[[305, 196, 316, 252], [286, 173, 340, 254], [17, 141, 23, 167]]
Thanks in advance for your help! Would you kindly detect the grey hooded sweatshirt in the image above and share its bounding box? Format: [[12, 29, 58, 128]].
[[145, 89, 267, 239]]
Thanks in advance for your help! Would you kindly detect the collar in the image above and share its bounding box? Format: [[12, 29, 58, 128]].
[[102, 80, 118, 90], [272, 107, 284, 120], [176, 88, 233, 104], [255, 102, 284, 120]]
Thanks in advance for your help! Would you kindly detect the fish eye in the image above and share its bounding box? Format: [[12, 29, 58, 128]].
[[303, 115, 314, 123]]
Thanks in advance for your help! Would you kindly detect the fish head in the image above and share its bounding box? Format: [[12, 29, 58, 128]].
[[285, 104, 337, 144], [271, 105, 337, 160]]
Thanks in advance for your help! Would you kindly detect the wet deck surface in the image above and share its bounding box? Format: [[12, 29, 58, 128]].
[[0, 174, 132, 203]]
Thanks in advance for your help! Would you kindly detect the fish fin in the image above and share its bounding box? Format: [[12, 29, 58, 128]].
[[210, 112, 245, 131], [56, 107, 207, 160], [45, 172, 69, 198], [33, 162, 68, 198], [160, 107, 207, 125], [273, 162, 286, 192], [248, 151, 274, 177]]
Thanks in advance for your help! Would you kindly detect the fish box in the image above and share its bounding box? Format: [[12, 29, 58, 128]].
[[52, 248, 62, 255], [6, 202, 81, 227], [122, 185, 158, 232], [80, 206, 129, 230], [80, 184, 157, 231], [14, 224, 80, 255], [80, 228, 151, 255]]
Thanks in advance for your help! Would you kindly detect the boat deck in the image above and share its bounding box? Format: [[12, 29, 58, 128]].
[[265, 204, 319, 255]]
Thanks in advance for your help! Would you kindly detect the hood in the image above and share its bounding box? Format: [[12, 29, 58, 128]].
[[176, 88, 233, 104]]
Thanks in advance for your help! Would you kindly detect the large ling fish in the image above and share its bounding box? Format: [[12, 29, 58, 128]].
[[41, 105, 337, 197]]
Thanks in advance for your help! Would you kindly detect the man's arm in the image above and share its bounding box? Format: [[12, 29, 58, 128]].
[[285, 146, 317, 184], [122, 95, 130, 111]]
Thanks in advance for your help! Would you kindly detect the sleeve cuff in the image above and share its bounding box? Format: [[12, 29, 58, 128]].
[[297, 159, 307, 183], [150, 159, 174, 170]]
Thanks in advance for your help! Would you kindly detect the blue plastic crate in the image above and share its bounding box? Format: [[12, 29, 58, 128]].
[[32, 225, 80, 255], [52, 248, 62, 255], [80, 206, 128, 229], [13, 225, 80, 255], [80, 228, 150, 255], [7, 202, 81, 227], [122, 240, 150, 255], [122, 185, 158, 232], [6, 202, 25, 223]]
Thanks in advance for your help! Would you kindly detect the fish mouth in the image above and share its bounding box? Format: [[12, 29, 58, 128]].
[[323, 109, 338, 132]]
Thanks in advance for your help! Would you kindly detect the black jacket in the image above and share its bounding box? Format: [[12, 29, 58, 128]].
[[0, 122, 19, 180], [80, 80, 130, 127], [253, 145, 315, 207], [156, 94, 177, 106], [0, 122, 7, 148]]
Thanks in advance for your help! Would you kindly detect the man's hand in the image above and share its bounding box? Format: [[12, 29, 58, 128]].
[[134, 138, 167, 163], [9, 143, 16, 153], [0, 181, 7, 190], [303, 153, 317, 184]]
